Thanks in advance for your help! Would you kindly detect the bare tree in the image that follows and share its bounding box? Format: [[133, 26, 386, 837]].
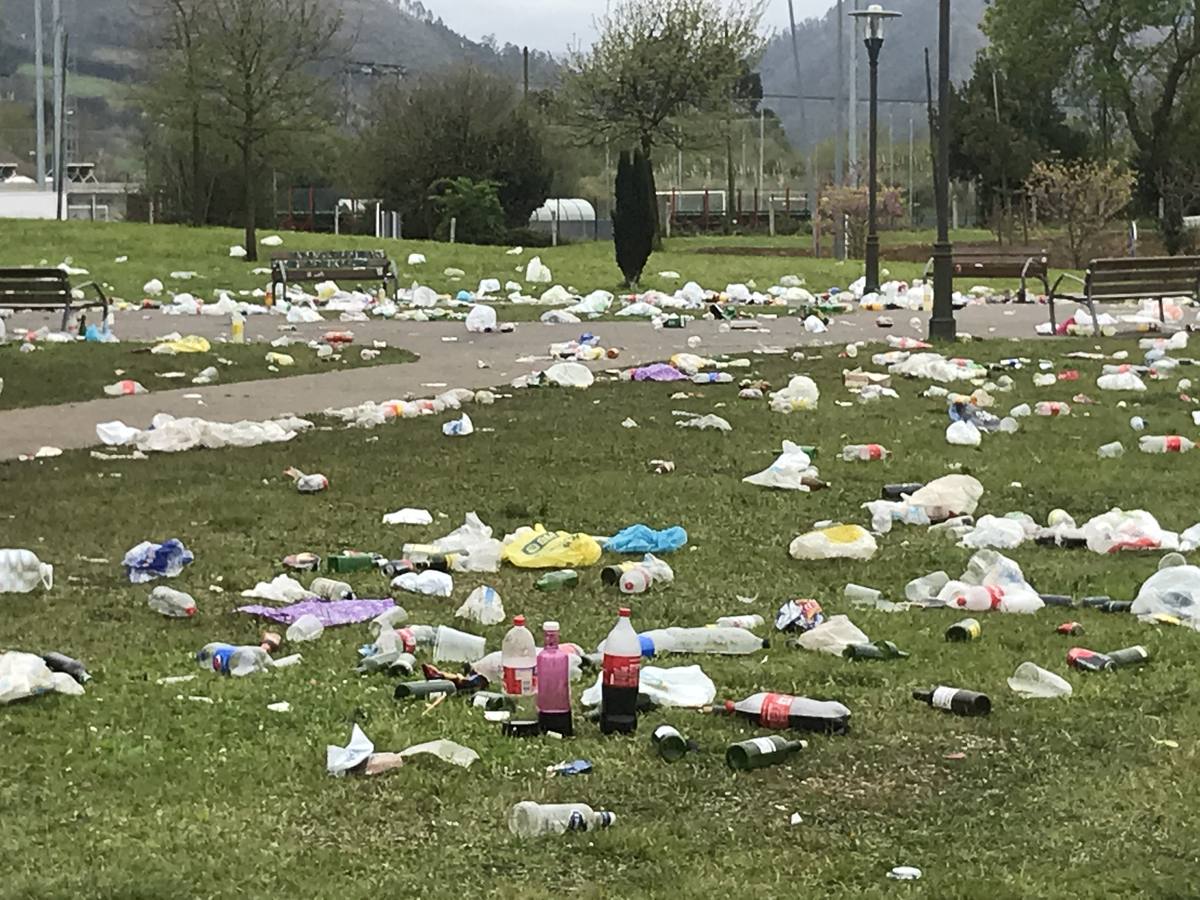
[[198, 0, 343, 260], [1025, 158, 1136, 267]]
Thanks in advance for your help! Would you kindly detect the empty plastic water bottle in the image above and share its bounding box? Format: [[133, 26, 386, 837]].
[[286, 614, 325, 642], [0, 549, 54, 593], [1035, 401, 1070, 417], [633, 626, 767, 656], [1098, 441, 1125, 459], [1139, 435, 1195, 453], [148, 586, 197, 617], [691, 372, 733, 384], [197, 642, 272, 676], [507, 801, 616, 837], [841, 443, 890, 461]]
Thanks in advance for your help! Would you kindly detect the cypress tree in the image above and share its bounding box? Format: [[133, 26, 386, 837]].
[[613, 148, 654, 288]]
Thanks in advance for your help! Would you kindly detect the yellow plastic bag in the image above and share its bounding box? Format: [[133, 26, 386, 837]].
[[503, 525, 603, 569], [151, 335, 211, 355]]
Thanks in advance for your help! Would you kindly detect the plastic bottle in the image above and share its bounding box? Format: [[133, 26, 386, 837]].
[[715, 614, 765, 630], [637, 626, 767, 656], [720, 692, 851, 734], [0, 549, 54, 593], [42, 652, 91, 683], [1130, 416, 1147, 431], [601, 562, 638, 586], [619, 567, 653, 594], [536, 621, 573, 736], [197, 642, 272, 676], [841, 443, 890, 462], [230, 310, 245, 344], [912, 685, 991, 716], [842, 640, 909, 660], [691, 372, 733, 384], [1098, 441, 1125, 458], [536, 570, 578, 590], [600, 608, 641, 735], [1139, 435, 1195, 454], [1034, 401, 1070, 417], [501, 615, 537, 701], [946, 583, 1043, 614], [725, 735, 807, 771], [507, 802, 616, 838], [368, 606, 409, 636], [310, 577, 354, 601], [650, 724, 690, 762], [393, 624, 438, 653], [882, 482, 925, 500], [286, 614, 325, 642], [148, 586, 197, 618]]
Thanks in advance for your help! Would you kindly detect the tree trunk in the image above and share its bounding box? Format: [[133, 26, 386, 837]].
[[190, 100, 203, 226], [640, 133, 662, 251], [242, 139, 257, 262]]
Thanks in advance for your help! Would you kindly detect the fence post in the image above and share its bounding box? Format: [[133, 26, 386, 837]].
[[768, 200, 776, 237], [90, 195, 96, 221], [752, 188, 759, 229], [449, 216, 457, 244], [702, 189, 710, 231]]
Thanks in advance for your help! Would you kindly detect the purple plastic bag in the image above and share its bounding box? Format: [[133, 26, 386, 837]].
[[237, 598, 395, 627], [632, 363, 687, 382]]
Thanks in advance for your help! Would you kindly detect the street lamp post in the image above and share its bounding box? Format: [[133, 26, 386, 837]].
[[928, 0, 956, 340], [850, 4, 900, 297]]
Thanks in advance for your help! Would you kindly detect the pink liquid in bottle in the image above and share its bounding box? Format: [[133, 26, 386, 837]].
[[536, 621, 574, 736]]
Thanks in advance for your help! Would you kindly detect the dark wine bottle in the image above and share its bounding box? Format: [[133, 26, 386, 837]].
[[912, 685, 991, 716], [650, 724, 690, 762], [842, 640, 909, 659], [725, 735, 806, 771]]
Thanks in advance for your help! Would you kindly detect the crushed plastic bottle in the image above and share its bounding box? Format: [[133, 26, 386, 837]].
[[0, 549, 54, 593], [1098, 441, 1125, 459], [148, 586, 197, 617], [1034, 401, 1071, 417], [508, 801, 616, 837], [841, 443, 890, 462], [197, 642, 272, 676]]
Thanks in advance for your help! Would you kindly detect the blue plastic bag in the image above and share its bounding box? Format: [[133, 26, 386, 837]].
[[605, 525, 688, 554], [123, 538, 194, 584]]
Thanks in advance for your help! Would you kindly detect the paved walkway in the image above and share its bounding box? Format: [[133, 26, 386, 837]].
[[0, 304, 1050, 460]]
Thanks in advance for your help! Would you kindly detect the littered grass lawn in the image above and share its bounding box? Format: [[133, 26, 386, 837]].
[[0, 341, 418, 411], [3, 335, 1200, 899]]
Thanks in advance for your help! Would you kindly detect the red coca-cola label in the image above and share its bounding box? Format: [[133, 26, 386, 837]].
[[760, 693, 794, 729], [866, 444, 884, 460], [502, 665, 536, 696], [1166, 436, 1183, 452], [602, 654, 640, 689], [395, 629, 416, 654]]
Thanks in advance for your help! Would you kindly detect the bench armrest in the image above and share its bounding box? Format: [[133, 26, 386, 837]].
[[1049, 272, 1085, 296]]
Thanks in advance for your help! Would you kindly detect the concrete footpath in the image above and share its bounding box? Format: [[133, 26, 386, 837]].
[[0, 304, 1048, 460]]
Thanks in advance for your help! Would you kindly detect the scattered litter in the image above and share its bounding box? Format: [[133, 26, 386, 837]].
[[382, 508, 433, 526]]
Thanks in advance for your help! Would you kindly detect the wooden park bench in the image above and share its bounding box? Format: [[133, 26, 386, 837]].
[[1048, 256, 1200, 330], [923, 247, 1050, 303], [270, 249, 396, 303], [0, 267, 108, 330]]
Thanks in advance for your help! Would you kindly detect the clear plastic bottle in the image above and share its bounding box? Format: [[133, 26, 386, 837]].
[[721, 692, 851, 733], [841, 443, 890, 462], [507, 801, 616, 837], [392, 624, 438, 653], [368, 606, 408, 636], [691, 372, 733, 384], [600, 608, 641, 735], [148, 586, 197, 617], [1034, 401, 1071, 417], [638, 626, 767, 656], [1139, 435, 1195, 453], [230, 309, 245, 344], [1098, 441, 1125, 458], [286, 613, 325, 642], [536, 621, 573, 736], [0, 549, 54, 593], [715, 614, 765, 630], [196, 642, 272, 676], [501, 615, 537, 700], [619, 567, 653, 594]]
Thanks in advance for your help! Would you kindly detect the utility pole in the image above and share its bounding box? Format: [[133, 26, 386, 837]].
[[835, 0, 845, 186], [34, 0, 46, 186], [929, 0, 956, 341], [56, 33, 68, 221], [908, 115, 915, 225], [758, 105, 765, 205], [52, 0, 63, 201], [848, 0, 859, 185], [786, 0, 806, 149], [991, 64, 1010, 243], [522, 46, 530, 98]]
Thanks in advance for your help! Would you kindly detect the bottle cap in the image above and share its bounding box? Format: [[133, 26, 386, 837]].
[[513, 615, 526, 626], [543, 620, 560, 632], [619, 607, 631, 617]]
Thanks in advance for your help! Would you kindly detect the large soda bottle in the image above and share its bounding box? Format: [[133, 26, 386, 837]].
[[600, 608, 640, 734], [638, 626, 767, 656], [720, 692, 851, 734], [536, 620, 573, 736], [501, 615, 537, 708]]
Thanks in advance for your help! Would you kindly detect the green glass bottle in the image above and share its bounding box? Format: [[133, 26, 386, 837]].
[[1107, 645, 1150, 668], [945, 618, 982, 642], [650, 724, 690, 762], [842, 640, 909, 660], [326, 552, 378, 573], [536, 569, 579, 591], [725, 735, 807, 771]]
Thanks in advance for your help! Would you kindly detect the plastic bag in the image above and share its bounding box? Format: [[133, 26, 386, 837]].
[[906, 475, 984, 518], [544, 362, 594, 389], [503, 525, 603, 569], [1081, 508, 1170, 554], [123, 538, 193, 583], [104, 379, 148, 397], [1097, 372, 1147, 392], [580, 664, 715, 709], [0, 651, 83, 704], [889, 353, 985, 383], [677, 414, 731, 431], [793, 615, 870, 655], [769, 375, 820, 413], [327, 724, 375, 776], [946, 419, 982, 446], [1007, 662, 1073, 699], [605, 524, 688, 554], [151, 335, 211, 355], [455, 586, 506, 626], [960, 515, 1028, 550], [1131, 565, 1200, 628], [442, 413, 474, 436], [393, 570, 454, 597], [742, 441, 818, 491], [240, 574, 312, 603], [465, 305, 497, 333], [789, 524, 877, 561], [525, 256, 552, 284]]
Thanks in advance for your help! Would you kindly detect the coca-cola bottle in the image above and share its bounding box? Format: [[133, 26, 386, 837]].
[[600, 608, 640, 735], [719, 692, 851, 734]]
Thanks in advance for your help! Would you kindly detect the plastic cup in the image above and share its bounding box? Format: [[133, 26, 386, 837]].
[[843, 583, 882, 604], [433, 625, 487, 663]]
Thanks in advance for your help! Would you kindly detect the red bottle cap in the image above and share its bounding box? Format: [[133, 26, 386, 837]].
[[513, 615, 526, 626], [619, 608, 631, 617]]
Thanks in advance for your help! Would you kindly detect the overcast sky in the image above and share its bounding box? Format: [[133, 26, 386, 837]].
[[431, 0, 834, 53]]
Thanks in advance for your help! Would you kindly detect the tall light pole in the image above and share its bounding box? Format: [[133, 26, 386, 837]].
[[929, 0, 956, 340], [34, 0, 46, 186], [850, 4, 900, 297]]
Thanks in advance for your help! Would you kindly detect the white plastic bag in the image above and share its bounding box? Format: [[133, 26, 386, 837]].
[[465, 305, 498, 333], [789, 524, 877, 561], [1131, 565, 1200, 628], [1081, 508, 1170, 554], [906, 475, 984, 518], [455, 586, 506, 626], [382, 508, 433, 526], [793, 615, 869, 655], [1097, 372, 1147, 392], [960, 515, 1027, 550], [677, 414, 732, 432], [240, 574, 312, 603], [769, 375, 820, 413], [392, 570, 453, 597], [742, 441, 818, 491], [946, 420, 982, 446], [580, 664, 715, 708], [545, 362, 594, 389], [525, 256, 552, 284]]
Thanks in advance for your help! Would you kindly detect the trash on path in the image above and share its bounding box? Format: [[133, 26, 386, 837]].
[[284, 466, 329, 493], [240, 574, 312, 603], [581, 664, 715, 708], [97, 413, 313, 454], [104, 379, 148, 397], [152, 335, 211, 355], [123, 538, 193, 583], [238, 598, 396, 626], [456, 585, 506, 626], [0, 549, 54, 593], [629, 363, 687, 382], [148, 586, 196, 617], [544, 362, 594, 389], [466, 305, 498, 333], [0, 651, 84, 704], [605, 524, 687, 554], [789, 524, 877, 561], [1007, 662, 1073, 699]]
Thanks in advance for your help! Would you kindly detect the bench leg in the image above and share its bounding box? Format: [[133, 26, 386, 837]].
[[61, 304, 70, 332], [1048, 293, 1056, 331], [1159, 297, 1166, 324], [1087, 297, 1099, 335]]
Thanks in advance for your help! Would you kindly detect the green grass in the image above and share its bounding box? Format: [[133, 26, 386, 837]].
[[0, 341, 417, 411], [3, 334, 1200, 898], [0, 220, 1054, 319]]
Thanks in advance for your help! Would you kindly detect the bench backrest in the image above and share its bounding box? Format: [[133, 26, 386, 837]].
[[1086, 256, 1200, 300], [952, 248, 1049, 279], [0, 267, 70, 307], [271, 250, 391, 280]]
